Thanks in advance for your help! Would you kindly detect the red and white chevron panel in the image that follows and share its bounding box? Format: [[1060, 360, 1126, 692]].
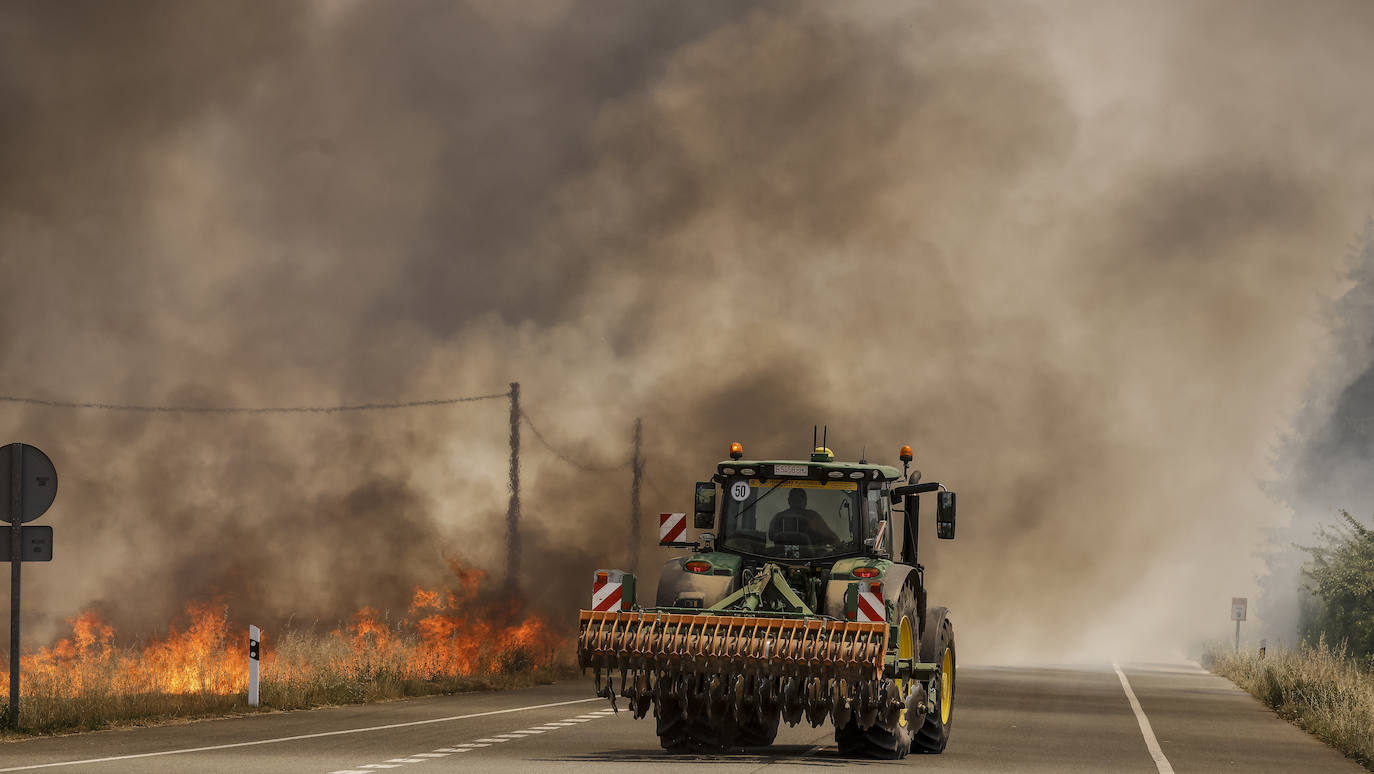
[[592, 571, 624, 612], [856, 584, 885, 623], [658, 512, 687, 544]]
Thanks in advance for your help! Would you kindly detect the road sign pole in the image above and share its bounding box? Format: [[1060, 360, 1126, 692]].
[[1235, 618, 1240, 652], [8, 443, 23, 729]]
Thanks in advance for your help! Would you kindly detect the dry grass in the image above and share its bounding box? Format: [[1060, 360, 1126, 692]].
[[0, 605, 577, 738], [1204, 639, 1374, 769]]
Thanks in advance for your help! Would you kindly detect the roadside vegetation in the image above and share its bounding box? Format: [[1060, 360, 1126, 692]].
[[1, 581, 574, 737], [1205, 510, 1374, 769], [1205, 640, 1374, 769]]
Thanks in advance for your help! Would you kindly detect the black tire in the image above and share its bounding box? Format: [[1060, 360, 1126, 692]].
[[913, 607, 955, 754], [654, 680, 741, 753], [735, 710, 779, 748], [834, 582, 918, 759]]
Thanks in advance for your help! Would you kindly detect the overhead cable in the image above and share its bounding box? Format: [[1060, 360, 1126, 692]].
[[0, 391, 512, 414]]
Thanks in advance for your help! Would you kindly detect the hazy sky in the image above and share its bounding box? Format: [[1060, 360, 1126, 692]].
[[1, 0, 1371, 661]]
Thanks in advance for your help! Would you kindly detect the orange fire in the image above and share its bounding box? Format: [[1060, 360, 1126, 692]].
[[1, 559, 564, 699]]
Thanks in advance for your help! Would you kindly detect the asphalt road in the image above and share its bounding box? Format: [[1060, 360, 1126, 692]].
[[0, 663, 1363, 773]]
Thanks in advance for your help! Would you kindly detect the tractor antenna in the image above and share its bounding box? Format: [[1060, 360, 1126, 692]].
[[812, 425, 818, 451], [860, 446, 867, 464], [822, 425, 828, 451]]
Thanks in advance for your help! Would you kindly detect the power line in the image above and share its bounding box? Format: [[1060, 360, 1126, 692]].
[[520, 409, 632, 472], [0, 391, 511, 414]]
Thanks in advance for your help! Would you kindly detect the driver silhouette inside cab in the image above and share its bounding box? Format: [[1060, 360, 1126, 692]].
[[769, 488, 839, 545]]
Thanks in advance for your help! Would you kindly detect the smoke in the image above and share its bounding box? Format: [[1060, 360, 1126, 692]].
[[1, 0, 1373, 663]]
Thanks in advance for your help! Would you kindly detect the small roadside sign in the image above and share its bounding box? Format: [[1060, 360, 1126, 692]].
[[0, 525, 52, 562], [1231, 597, 1247, 622]]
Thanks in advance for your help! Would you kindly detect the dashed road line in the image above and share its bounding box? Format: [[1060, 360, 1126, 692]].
[[0, 697, 603, 774], [328, 705, 619, 773]]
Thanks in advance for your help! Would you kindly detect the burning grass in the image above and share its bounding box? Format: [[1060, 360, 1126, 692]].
[[1204, 639, 1374, 770], [0, 562, 574, 736]]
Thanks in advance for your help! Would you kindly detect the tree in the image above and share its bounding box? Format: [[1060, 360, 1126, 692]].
[[1301, 511, 1374, 658]]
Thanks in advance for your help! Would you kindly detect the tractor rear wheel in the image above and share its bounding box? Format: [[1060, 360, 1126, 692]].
[[834, 582, 918, 759], [912, 607, 955, 754]]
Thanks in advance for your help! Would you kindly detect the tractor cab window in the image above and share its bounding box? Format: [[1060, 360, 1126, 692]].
[[866, 485, 892, 556], [719, 479, 861, 559]]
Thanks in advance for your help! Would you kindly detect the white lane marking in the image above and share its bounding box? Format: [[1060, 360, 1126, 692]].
[[0, 697, 603, 773], [564, 717, 593, 722], [358, 766, 401, 771], [328, 771, 372, 774], [332, 708, 621, 774], [1113, 663, 1177, 774], [529, 726, 562, 730], [545, 722, 576, 727]]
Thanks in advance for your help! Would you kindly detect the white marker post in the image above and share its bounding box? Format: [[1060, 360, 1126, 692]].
[[248, 625, 261, 707]]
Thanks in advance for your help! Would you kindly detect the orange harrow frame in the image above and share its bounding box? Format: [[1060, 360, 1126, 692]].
[[577, 610, 888, 684]]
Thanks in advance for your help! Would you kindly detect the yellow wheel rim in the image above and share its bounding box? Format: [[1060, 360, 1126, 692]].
[[897, 616, 914, 727], [940, 646, 953, 725]]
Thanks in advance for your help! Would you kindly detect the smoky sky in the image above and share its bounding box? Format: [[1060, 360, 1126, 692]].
[[1, 0, 1373, 662]]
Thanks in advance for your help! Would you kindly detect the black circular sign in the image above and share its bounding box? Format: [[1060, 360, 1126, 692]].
[[0, 443, 58, 523]]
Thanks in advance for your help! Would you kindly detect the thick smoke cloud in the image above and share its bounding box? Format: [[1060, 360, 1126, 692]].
[[1, 0, 1372, 662]]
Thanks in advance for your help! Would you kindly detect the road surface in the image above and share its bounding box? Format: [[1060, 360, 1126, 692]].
[[0, 663, 1362, 773]]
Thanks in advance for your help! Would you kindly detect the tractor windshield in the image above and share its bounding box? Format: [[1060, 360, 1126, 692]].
[[718, 479, 862, 559]]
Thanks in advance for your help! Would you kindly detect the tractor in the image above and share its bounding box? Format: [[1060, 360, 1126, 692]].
[[577, 437, 958, 758]]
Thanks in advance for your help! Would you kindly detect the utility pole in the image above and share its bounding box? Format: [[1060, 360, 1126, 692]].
[[506, 383, 521, 586], [629, 418, 643, 573]]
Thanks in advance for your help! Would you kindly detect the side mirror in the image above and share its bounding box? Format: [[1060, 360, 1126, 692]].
[[936, 491, 956, 539], [694, 482, 716, 529]]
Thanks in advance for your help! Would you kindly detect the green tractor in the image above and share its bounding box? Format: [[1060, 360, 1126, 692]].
[[578, 437, 958, 758]]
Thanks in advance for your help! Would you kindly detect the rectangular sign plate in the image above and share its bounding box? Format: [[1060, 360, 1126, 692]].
[[1, 525, 52, 562], [1231, 596, 1247, 621], [772, 464, 809, 477]]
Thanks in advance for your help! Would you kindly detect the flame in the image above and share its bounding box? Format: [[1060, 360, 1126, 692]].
[[2, 559, 564, 700]]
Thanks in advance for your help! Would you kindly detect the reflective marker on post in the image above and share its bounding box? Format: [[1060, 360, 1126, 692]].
[[248, 625, 260, 708]]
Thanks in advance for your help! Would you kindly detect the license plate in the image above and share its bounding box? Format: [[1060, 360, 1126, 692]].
[[773, 464, 808, 477]]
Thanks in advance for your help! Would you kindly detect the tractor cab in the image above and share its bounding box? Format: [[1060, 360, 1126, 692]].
[[712, 449, 902, 562]]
